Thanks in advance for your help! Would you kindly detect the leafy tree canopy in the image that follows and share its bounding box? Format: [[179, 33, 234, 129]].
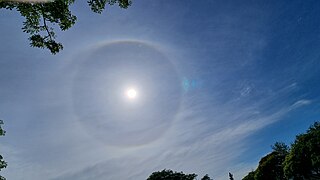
[[146, 169, 197, 180], [242, 171, 255, 180], [0, 120, 5, 137], [242, 121, 320, 180], [0, 0, 131, 54], [0, 120, 7, 180], [272, 142, 289, 156], [146, 169, 213, 180], [283, 122, 320, 180], [253, 142, 288, 180], [201, 174, 212, 180]]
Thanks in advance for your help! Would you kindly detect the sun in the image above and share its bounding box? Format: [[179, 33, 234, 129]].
[[126, 88, 137, 99]]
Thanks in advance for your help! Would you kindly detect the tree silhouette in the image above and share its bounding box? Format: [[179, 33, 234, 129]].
[[254, 152, 286, 180], [0, 0, 131, 54], [146, 169, 197, 180], [242, 121, 320, 180], [283, 122, 320, 179], [88, 0, 131, 13], [229, 172, 234, 180], [146, 169, 213, 180], [242, 171, 254, 180], [0, 120, 7, 180], [201, 174, 212, 180], [245, 142, 288, 180]]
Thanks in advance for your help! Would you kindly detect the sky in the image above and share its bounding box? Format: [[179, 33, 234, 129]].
[[1, 0, 320, 179]]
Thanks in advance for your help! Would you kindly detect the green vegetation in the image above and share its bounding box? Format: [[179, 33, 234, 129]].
[[0, 0, 131, 54], [243, 121, 320, 180], [0, 120, 6, 180], [0, 117, 318, 180], [146, 169, 213, 180], [283, 122, 320, 179], [147, 122, 320, 180]]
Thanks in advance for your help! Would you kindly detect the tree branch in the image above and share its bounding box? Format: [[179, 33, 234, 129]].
[[40, 4, 52, 41]]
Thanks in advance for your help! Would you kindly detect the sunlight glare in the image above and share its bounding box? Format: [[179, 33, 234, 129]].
[[126, 88, 137, 99]]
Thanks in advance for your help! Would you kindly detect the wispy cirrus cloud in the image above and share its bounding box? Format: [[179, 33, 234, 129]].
[[47, 76, 312, 180]]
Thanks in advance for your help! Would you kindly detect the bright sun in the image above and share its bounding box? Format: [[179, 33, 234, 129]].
[[126, 88, 137, 99]]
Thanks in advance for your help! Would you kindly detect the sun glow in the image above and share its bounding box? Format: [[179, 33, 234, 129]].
[[126, 88, 137, 99]]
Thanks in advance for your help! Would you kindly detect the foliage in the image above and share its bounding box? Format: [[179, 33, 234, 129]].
[[254, 152, 285, 180], [0, 120, 6, 180], [242, 171, 255, 180], [0, 0, 131, 54], [88, 0, 131, 13], [272, 142, 289, 156], [283, 122, 320, 179], [229, 172, 234, 180], [242, 121, 320, 180], [146, 169, 197, 180], [201, 174, 212, 180], [241, 142, 289, 180], [0, 0, 76, 54], [146, 169, 213, 180], [0, 120, 5, 137], [254, 142, 288, 180]]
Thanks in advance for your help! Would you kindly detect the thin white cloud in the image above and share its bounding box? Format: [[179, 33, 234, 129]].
[[47, 94, 313, 180], [1, 1, 318, 180], [291, 99, 312, 108]]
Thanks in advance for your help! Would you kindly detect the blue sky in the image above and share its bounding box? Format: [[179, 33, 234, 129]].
[[1, 0, 320, 179]]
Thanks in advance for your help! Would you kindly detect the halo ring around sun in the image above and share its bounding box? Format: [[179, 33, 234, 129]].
[[72, 40, 182, 147]]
